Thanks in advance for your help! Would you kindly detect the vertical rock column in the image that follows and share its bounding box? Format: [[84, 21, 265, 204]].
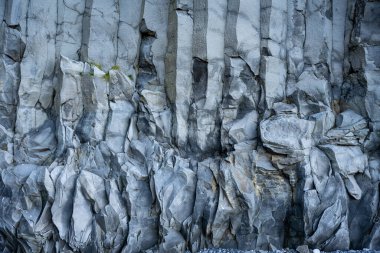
[[300, 1, 350, 250], [0, 0, 25, 168], [138, 0, 172, 140], [221, 0, 261, 151], [361, 2, 380, 153], [166, 0, 193, 150], [260, 0, 287, 109], [56, 0, 86, 60], [106, 0, 144, 153], [69, 0, 117, 148], [189, 0, 227, 155], [304, 0, 332, 72], [286, 0, 305, 83], [121, 1, 172, 252], [54, 0, 85, 155], [284, 0, 306, 247], [15, 0, 58, 165], [81, 0, 119, 69], [331, 0, 347, 101], [56, 56, 84, 154], [343, 0, 380, 248], [290, 0, 333, 119], [116, 0, 144, 77]]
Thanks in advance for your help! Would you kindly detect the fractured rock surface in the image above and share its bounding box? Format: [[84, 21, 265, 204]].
[[0, 0, 379, 252]]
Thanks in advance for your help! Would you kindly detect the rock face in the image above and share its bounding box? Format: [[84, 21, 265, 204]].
[[0, 0, 379, 252]]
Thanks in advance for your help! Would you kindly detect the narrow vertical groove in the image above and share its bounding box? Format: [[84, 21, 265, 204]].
[[80, 0, 93, 62]]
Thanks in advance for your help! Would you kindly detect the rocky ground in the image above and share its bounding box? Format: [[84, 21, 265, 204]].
[[197, 250, 379, 253]]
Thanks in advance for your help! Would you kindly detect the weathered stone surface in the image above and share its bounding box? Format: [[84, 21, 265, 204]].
[[260, 114, 315, 154], [0, 1, 379, 252], [260, 56, 286, 108], [319, 145, 367, 177], [304, 0, 332, 66], [4, 0, 21, 26], [304, 148, 350, 250]]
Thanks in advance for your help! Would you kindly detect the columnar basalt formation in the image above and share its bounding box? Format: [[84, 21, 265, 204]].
[[0, 0, 379, 252]]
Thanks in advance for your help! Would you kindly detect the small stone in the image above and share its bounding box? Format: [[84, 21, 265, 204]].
[[296, 245, 309, 253]]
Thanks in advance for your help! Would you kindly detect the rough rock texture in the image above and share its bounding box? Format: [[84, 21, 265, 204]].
[[198, 250, 378, 253], [0, 0, 379, 252]]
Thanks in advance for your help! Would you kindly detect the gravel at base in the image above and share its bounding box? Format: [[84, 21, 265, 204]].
[[196, 249, 379, 253]]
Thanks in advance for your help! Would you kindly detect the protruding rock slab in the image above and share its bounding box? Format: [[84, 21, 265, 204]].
[[260, 114, 315, 154]]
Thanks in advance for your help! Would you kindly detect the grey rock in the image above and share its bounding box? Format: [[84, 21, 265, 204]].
[[56, 0, 85, 60], [225, 0, 260, 75], [14, 120, 56, 165], [331, 0, 347, 91], [286, 1, 305, 80], [1, 24, 25, 62], [253, 149, 277, 171], [260, 114, 315, 154], [296, 69, 331, 107], [221, 56, 260, 151], [319, 145, 368, 201], [310, 110, 335, 141], [4, 0, 22, 26], [296, 245, 309, 253], [273, 102, 298, 115], [83, 0, 119, 70], [336, 110, 367, 131], [309, 148, 332, 195], [222, 110, 258, 147], [319, 110, 369, 146], [0, 1, 379, 252], [304, 0, 332, 66], [358, 2, 380, 45], [260, 56, 286, 108], [319, 145, 367, 177], [166, 2, 193, 149]]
